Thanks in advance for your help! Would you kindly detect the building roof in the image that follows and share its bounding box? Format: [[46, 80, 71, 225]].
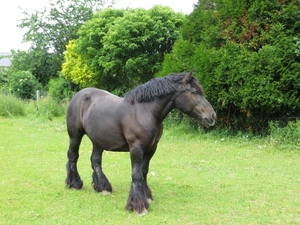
[[0, 52, 11, 67]]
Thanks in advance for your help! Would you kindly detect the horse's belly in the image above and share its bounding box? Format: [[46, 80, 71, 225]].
[[82, 102, 129, 150], [85, 127, 128, 151]]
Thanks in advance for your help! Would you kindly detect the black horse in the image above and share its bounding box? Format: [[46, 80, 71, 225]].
[[65, 70, 216, 215]]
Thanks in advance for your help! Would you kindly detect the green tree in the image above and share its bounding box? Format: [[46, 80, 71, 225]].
[[18, 0, 111, 56], [62, 6, 184, 94], [7, 49, 60, 86], [159, 0, 300, 132], [14, 0, 112, 88]]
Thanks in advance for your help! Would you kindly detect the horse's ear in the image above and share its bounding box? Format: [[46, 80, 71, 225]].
[[182, 69, 195, 84]]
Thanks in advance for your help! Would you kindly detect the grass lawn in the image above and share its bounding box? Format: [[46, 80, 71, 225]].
[[1, 117, 300, 224]]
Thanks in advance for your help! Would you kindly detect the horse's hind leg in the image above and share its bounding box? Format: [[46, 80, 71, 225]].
[[91, 143, 112, 194], [65, 135, 84, 189]]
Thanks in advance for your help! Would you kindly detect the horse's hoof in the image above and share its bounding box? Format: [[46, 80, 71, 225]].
[[147, 198, 153, 204], [101, 190, 111, 195], [135, 208, 148, 216], [65, 179, 83, 189]]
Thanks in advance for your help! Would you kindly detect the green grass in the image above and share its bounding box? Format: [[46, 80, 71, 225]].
[[0, 93, 66, 120], [0, 94, 25, 117], [1, 117, 300, 224], [25, 97, 66, 120]]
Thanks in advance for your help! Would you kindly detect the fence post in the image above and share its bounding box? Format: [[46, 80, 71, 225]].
[[36, 90, 40, 103]]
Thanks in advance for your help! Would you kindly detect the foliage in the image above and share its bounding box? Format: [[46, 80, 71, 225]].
[[159, 0, 300, 132], [0, 94, 25, 117], [62, 6, 184, 93], [7, 49, 61, 86], [18, 0, 111, 56], [295, 37, 300, 57], [0, 68, 10, 93], [62, 40, 96, 88], [48, 74, 79, 101], [25, 98, 66, 120], [9, 71, 42, 100], [269, 120, 300, 149], [14, 0, 112, 90], [0, 93, 65, 120]]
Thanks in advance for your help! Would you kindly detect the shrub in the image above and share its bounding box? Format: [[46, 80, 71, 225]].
[[0, 68, 10, 93], [26, 97, 66, 120], [269, 120, 300, 149], [10, 71, 42, 100], [158, 0, 300, 133], [48, 75, 79, 101], [0, 94, 25, 117]]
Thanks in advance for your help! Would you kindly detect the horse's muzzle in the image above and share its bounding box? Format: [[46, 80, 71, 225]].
[[202, 112, 216, 127]]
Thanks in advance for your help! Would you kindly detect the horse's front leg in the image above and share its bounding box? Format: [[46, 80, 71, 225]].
[[91, 143, 112, 194], [141, 145, 157, 203], [126, 145, 149, 215]]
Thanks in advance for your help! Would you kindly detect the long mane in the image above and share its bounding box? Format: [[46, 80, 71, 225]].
[[124, 73, 204, 104]]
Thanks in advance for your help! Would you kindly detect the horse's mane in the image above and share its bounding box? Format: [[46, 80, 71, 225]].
[[124, 73, 204, 104]]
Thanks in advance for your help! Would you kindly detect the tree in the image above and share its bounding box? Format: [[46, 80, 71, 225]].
[[159, 0, 300, 132], [14, 0, 112, 87], [62, 6, 184, 94], [7, 49, 61, 86], [18, 0, 111, 56]]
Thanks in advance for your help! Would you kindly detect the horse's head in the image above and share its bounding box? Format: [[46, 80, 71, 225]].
[[174, 70, 216, 127]]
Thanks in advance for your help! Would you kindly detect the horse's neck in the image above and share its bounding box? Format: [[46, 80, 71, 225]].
[[149, 95, 175, 122], [158, 100, 175, 121]]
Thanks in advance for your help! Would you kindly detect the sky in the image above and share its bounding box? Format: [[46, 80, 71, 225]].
[[0, 0, 196, 53]]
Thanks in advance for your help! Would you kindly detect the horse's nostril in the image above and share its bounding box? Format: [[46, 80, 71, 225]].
[[205, 118, 213, 123], [212, 113, 216, 120]]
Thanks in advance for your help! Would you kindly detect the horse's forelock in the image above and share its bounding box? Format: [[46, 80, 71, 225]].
[[191, 76, 204, 95]]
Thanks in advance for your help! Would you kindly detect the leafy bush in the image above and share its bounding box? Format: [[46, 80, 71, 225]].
[[158, 0, 300, 133], [0, 68, 10, 93], [0, 94, 25, 117], [10, 71, 42, 100], [193, 41, 300, 132], [269, 120, 300, 149], [26, 97, 66, 120], [48, 75, 79, 101], [0, 92, 65, 119]]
